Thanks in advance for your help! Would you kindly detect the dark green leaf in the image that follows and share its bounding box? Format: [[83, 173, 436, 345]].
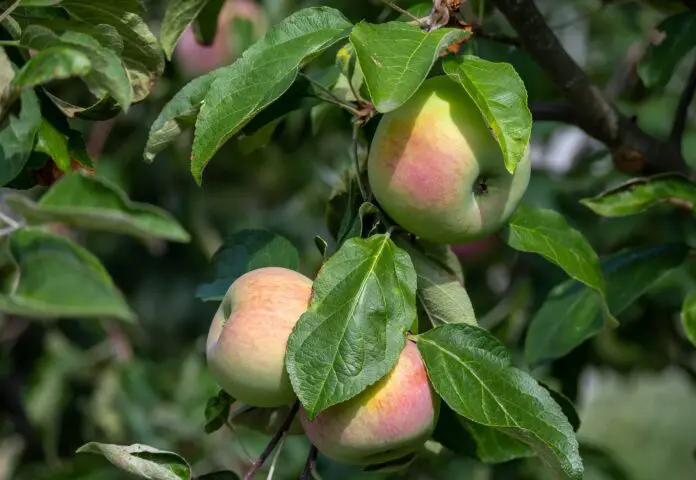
[[34, 119, 71, 172], [11, 46, 91, 88], [196, 472, 240, 480], [580, 174, 696, 217], [682, 291, 696, 348], [191, 7, 352, 184], [349, 21, 468, 112], [443, 55, 532, 173], [525, 243, 688, 367], [336, 201, 379, 244], [195, 229, 300, 302], [5, 172, 190, 242], [502, 204, 614, 326], [638, 11, 696, 88], [463, 420, 535, 463], [193, 0, 225, 47], [417, 324, 583, 479], [286, 234, 417, 419], [204, 390, 232, 434], [60, 0, 165, 103], [76, 442, 191, 480], [0, 88, 42, 187], [161, 0, 215, 60], [0, 228, 136, 322]]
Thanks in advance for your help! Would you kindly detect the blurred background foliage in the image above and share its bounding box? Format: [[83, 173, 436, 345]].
[[2, 0, 696, 479]]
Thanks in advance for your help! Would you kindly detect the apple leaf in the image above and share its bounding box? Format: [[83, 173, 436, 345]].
[[525, 243, 688, 367], [191, 7, 352, 184], [76, 442, 191, 480], [638, 11, 696, 88], [0, 228, 136, 322], [34, 119, 72, 172], [443, 55, 532, 173], [681, 291, 696, 349], [286, 234, 417, 419], [462, 420, 535, 463], [501, 204, 613, 326], [0, 89, 42, 187], [580, 174, 696, 217], [417, 324, 583, 479], [195, 229, 300, 302], [4, 172, 190, 243], [193, 0, 225, 46], [11, 46, 91, 89], [349, 21, 468, 113], [160, 0, 215, 60]]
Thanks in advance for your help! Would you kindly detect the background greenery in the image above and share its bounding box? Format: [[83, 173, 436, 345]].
[[1, 0, 696, 479]]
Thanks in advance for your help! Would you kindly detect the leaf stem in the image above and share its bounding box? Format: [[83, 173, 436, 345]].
[[380, 0, 424, 24], [243, 401, 299, 480], [300, 72, 361, 116], [0, 0, 21, 24], [299, 445, 318, 480], [352, 121, 369, 202], [0, 210, 20, 229]]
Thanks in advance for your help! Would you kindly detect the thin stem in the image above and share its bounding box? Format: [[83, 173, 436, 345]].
[[0, 0, 21, 24], [299, 445, 318, 480], [0, 40, 27, 49], [671, 58, 696, 144], [265, 435, 286, 480], [0, 210, 19, 229], [380, 0, 423, 24], [352, 121, 369, 201], [300, 72, 361, 116], [243, 401, 299, 480]]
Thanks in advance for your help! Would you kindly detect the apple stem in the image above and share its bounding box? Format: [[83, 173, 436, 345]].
[[299, 445, 318, 480], [352, 122, 370, 202], [243, 401, 300, 480]]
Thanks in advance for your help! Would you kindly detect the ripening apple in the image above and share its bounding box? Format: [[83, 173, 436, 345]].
[[206, 267, 312, 408], [368, 76, 531, 244], [300, 341, 439, 467]]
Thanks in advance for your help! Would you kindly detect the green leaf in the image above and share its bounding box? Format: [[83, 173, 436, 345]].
[[525, 243, 688, 367], [580, 174, 696, 217], [502, 204, 614, 326], [204, 390, 233, 434], [396, 238, 476, 329], [336, 201, 379, 245], [60, 0, 165, 103], [417, 324, 583, 479], [20, 25, 132, 110], [0, 88, 42, 187], [18, 0, 63, 5], [76, 442, 191, 480], [11, 46, 91, 89], [192, 0, 225, 47], [0, 228, 136, 322], [286, 234, 417, 419], [195, 229, 300, 302], [191, 7, 352, 184], [349, 21, 468, 113], [681, 291, 696, 349], [443, 55, 531, 173], [4, 172, 190, 242], [161, 0, 214, 60], [638, 11, 696, 88], [35, 119, 71, 172], [462, 419, 535, 464]]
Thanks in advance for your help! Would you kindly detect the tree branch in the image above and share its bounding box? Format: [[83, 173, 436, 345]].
[[492, 0, 689, 175], [299, 445, 318, 480], [671, 57, 696, 145]]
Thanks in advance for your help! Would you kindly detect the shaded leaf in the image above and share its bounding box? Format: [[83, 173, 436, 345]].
[[191, 7, 352, 184], [195, 229, 300, 302], [417, 324, 583, 479], [286, 234, 417, 419], [443, 55, 531, 173], [502, 204, 614, 326], [525, 243, 688, 367], [196, 473, 241, 480], [0, 228, 136, 322], [638, 11, 696, 88], [462, 419, 535, 464], [161, 0, 215, 60], [682, 291, 696, 349], [77, 442, 191, 480], [0, 89, 42, 187], [349, 21, 468, 112], [35, 119, 71, 172], [580, 174, 696, 217], [204, 390, 233, 434], [192, 0, 225, 47], [11, 46, 91, 88], [5, 172, 190, 242]]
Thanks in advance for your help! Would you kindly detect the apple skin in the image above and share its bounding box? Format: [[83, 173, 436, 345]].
[[206, 267, 312, 408], [367, 75, 531, 244], [300, 341, 440, 467]]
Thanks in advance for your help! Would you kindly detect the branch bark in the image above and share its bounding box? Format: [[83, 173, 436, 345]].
[[492, 0, 689, 175]]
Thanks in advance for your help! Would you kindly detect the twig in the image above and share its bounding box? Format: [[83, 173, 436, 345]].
[[352, 121, 369, 201], [0, 0, 21, 24], [380, 0, 423, 24], [671, 57, 696, 145], [491, 0, 689, 176], [243, 401, 299, 480], [265, 435, 286, 480], [299, 72, 361, 116], [299, 445, 318, 480]]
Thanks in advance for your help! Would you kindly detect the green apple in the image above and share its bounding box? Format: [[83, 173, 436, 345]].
[[367, 75, 531, 244]]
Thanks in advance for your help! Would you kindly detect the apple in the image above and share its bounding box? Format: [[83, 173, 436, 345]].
[[300, 341, 439, 467], [367, 75, 531, 244], [206, 267, 312, 408]]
